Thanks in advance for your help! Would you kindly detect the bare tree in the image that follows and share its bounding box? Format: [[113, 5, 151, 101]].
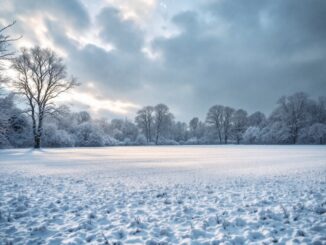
[[222, 106, 235, 144], [206, 105, 223, 143], [189, 117, 199, 139], [154, 104, 173, 145], [232, 109, 248, 144], [135, 106, 154, 143], [315, 96, 326, 124], [247, 111, 266, 128], [189, 117, 199, 131], [276, 92, 309, 144], [11, 46, 78, 148], [0, 21, 18, 60], [0, 21, 19, 89], [206, 105, 235, 144]]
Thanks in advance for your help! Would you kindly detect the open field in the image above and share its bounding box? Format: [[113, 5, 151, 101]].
[[0, 146, 326, 244]]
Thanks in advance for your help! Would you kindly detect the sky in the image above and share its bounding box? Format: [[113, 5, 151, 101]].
[[1, 0, 326, 122]]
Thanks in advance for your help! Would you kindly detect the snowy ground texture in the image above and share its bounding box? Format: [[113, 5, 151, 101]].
[[0, 146, 326, 245]]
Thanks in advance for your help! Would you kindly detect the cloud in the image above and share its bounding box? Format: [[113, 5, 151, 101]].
[[1, 0, 326, 121], [2, 0, 90, 29], [97, 7, 144, 52], [104, 0, 157, 21], [149, 0, 326, 119], [56, 89, 140, 118]]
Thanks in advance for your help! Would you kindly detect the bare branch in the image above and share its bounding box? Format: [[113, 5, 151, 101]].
[[11, 46, 79, 148], [0, 21, 21, 61]]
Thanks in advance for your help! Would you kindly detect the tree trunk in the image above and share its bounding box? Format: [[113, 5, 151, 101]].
[[34, 110, 44, 149], [31, 107, 39, 149], [155, 131, 159, 145], [34, 135, 41, 148], [148, 124, 151, 142], [145, 126, 149, 143], [217, 127, 222, 143]]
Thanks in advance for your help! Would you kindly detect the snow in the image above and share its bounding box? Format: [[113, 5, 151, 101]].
[[0, 145, 325, 244]]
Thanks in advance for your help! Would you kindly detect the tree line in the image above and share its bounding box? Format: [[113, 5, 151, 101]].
[[1, 89, 326, 148], [1, 23, 326, 148]]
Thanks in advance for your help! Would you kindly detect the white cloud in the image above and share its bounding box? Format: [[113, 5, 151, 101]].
[[105, 0, 157, 21], [56, 89, 140, 115], [1, 0, 326, 121]]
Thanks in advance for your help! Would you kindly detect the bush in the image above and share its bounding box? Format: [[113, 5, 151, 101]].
[[42, 124, 74, 147], [75, 122, 104, 147]]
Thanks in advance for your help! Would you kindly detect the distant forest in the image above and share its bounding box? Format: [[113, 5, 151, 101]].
[[1, 90, 326, 148], [1, 23, 326, 148]]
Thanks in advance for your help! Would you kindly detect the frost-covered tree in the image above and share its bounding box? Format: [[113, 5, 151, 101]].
[[0, 93, 32, 148], [260, 121, 291, 144], [121, 120, 138, 143], [135, 134, 147, 145], [0, 94, 16, 148], [308, 123, 326, 144], [0, 21, 18, 91], [103, 118, 138, 144], [272, 92, 310, 144], [42, 123, 74, 147], [54, 106, 79, 132], [247, 111, 266, 128], [243, 126, 261, 144], [172, 121, 188, 143], [188, 117, 206, 143], [206, 105, 224, 143], [222, 106, 235, 144], [232, 109, 248, 144], [153, 104, 174, 145], [189, 117, 199, 133], [135, 106, 154, 143], [206, 105, 235, 144], [76, 111, 91, 124], [299, 123, 326, 144], [313, 96, 326, 124], [0, 22, 17, 61], [11, 47, 78, 148], [75, 122, 104, 147]]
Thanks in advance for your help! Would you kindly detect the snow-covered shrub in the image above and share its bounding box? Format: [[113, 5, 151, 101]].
[[108, 119, 138, 143], [0, 133, 11, 148], [123, 137, 132, 145], [299, 123, 326, 144], [112, 128, 124, 142], [260, 122, 291, 144], [122, 120, 138, 142], [186, 137, 199, 145], [308, 123, 326, 144], [135, 134, 147, 145], [6, 110, 32, 148], [0, 94, 32, 148], [158, 138, 179, 145], [243, 126, 261, 144], [102, 135, 120, 146], [42, 124, 74, 147], [75, 122, 104, 147]]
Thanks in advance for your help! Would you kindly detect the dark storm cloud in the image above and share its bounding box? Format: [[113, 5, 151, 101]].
[[150, 0, 326, 119], [2, 0, 326, 121]]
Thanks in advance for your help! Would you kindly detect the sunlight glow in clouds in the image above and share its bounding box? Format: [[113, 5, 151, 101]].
[[57, 90, 140, 115], [66, 30, 114, 52], [1, 0, 326, 121], [105, 0, 157, 21]]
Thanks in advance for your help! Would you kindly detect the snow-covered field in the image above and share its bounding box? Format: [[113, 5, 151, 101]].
[[0, 146, 325, 245]]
